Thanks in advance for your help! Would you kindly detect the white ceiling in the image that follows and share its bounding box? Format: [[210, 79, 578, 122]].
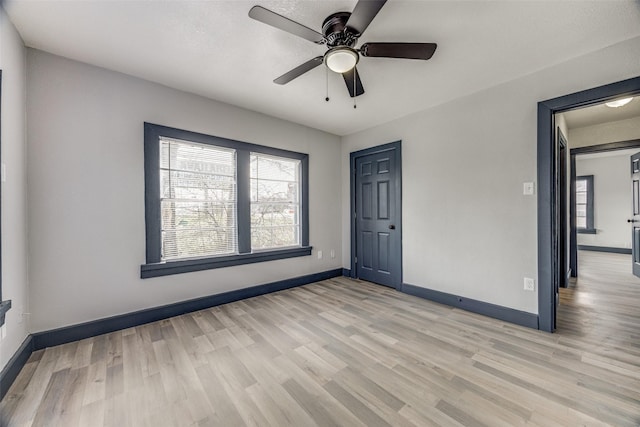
[[5, 0, 640, 136], [563, 96, 640, 129]]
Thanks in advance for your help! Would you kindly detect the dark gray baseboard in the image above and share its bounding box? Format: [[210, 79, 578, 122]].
[[578, 245, 631, 254], [400, 283, 539, 329], [32, 268, 342, 350], [1, 268, 342, 402], [0, 335, 34, 402], [342, 268, 351, 276]]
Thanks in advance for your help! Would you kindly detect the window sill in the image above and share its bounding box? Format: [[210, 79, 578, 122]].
[[578, 228, 597, 234], [0, 300, 12, 327], [141, 246, 312, 279]]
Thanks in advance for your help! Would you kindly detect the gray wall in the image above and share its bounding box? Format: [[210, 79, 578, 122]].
[[576, 150, 636, 249], [341, 36, 640, 315], [570, 116, 640, 148], [26, 50, 342, 333], [0, 7, 29, 371]]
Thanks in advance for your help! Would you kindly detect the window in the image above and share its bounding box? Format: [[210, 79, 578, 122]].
[[576, 175, 595, 234], [250, 153, 301, 250], [160, 138, 238, 260], [142, 123, 310, 278]]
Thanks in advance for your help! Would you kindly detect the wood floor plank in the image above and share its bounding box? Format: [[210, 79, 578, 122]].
[[245, 382, 313, 427], [2, 250, 640, 426], [31, 368, 71, 426], [323, 379, 392, 427], [281, 378, 365, 427]]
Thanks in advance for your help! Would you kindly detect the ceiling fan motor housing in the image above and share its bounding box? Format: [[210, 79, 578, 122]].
[[322, 12, 358, 47]]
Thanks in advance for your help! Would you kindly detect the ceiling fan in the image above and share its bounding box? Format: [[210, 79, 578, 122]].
[[249, 0, 437, 98]]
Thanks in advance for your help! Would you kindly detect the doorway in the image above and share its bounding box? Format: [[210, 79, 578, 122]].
[[350, 141, 402, 289], [538, 75, 640, 332], [569, 143, 640, 268]]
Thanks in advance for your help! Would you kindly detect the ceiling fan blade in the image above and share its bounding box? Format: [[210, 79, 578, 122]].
[[361, 43, 437, 60], [346, 0, 387, 35], [274, 57, 324, 85], [249, 6, 324, 44], [342, 67, 365, 98]]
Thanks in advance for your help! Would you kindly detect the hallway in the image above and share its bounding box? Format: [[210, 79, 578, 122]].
[[558, 250, 640, 351]]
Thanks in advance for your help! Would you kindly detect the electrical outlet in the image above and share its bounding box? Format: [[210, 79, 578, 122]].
[[317, 250, 323, 259], [523, 182, 535, 195], [330, 249, 335, 259], [17, 305, 24, 324], [523, 277, 535, 291]]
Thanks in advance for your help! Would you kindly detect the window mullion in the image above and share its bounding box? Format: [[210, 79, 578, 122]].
[[237, 149, 252, 254]]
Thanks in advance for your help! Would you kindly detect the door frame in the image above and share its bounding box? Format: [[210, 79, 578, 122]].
[[569, 139, 640, 276], [537, 75, 640, 332], [557, 129, 568, 288], [350, 141, 402, 289]]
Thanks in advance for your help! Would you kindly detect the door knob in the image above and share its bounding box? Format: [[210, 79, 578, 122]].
[[389, 224, 396, 230], [628, 219, 638, 223]]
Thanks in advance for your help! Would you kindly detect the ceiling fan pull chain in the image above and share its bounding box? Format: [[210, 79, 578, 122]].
[[325, 66, 330, 102], [353, 71, 357, 109]]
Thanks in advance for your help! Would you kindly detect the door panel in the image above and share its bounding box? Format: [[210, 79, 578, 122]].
[[361, 183, 372, 219], [631, 152, 640, 278], [354, 146, 401, 288], [378, 232, 390, 272], [378, 181, 389, 219], [633, 179, 639, 215], [361, 231, 373, 269]]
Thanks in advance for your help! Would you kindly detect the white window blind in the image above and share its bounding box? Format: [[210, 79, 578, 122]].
[[250, 153, 301, 250], [160, 137, 237, 260], [576, 178, 587, 228]]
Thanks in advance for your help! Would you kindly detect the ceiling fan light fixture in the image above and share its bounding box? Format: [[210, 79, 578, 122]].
[[325, 47, 359, 73], [605, 97, 633, 108]]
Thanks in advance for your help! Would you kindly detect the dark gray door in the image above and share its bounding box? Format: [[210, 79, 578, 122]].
[[353, 145, 401, 288], [630, 152, 640, 278]]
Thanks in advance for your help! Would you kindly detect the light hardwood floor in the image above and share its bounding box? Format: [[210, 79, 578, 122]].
[[1, 251, 639, 426]]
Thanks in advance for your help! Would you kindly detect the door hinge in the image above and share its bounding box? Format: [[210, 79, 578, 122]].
[[355, 257, 357, 264]]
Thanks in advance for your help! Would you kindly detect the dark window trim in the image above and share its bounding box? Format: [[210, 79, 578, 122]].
[[0, 301, 10, 328], [142, 123, 310, 278], [141, 246, 312, 278], [0, 69, 10, 327], [578, 229, 597, 234], [575, 175, 595, 234]]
